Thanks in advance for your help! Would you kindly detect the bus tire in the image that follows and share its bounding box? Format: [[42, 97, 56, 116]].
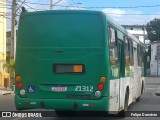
[[124, 90, 129, 111], [118, 89, 129, 117]]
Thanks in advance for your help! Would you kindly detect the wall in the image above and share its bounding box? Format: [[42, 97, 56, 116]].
[[150, 42, 160, 76], [0, 0, 7, 86]]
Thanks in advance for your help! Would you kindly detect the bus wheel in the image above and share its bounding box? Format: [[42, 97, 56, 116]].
[[118, 90, 129, 117], [124, 90, 129, 111], [55, 110, 75, 117]]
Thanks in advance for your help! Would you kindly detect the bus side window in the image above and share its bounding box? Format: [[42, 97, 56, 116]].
[[125, 37, 130, 65], [138, 45, 142, 66], [108, 27, 118, 65], [129, 40, 134, 65]]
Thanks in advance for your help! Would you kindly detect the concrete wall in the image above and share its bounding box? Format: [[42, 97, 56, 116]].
[[150, 42, 160, 76], [0, 0, 7, 87]]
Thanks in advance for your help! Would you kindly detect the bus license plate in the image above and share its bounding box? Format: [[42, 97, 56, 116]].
[[52, 87, 67, 92]]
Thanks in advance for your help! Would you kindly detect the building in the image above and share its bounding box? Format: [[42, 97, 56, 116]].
[[150, 42, 160, 76], [122, 25, 151, 75], [0, 0, 8, 87], [122, 25, 160, 76], [6, 31, 11, 55], [122, 25, 150, 45]]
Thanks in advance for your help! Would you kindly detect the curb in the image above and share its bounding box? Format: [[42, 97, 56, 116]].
[[0, 91, 13, 95], [2, 92, 11, 95]]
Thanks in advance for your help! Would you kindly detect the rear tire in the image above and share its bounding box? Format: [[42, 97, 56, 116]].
[[124, 90, 129, 111], [118, 90, 129, 117]]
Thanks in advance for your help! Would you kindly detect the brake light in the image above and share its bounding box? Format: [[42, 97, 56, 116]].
[[25, 102, 30, 104], [98, 84, 104, 90], [17, 83, 23, 89]]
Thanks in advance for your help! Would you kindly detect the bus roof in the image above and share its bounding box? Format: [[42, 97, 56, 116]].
[[20, 10, 142, 45]]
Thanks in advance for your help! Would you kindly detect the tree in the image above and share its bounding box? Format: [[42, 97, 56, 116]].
[[146, 18, 160, 42], [3, 54, 15, 86]]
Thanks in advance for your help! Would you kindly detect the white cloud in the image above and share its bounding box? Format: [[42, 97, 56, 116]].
[[102, 8, 160, 25], [103, 8, 126, 17]]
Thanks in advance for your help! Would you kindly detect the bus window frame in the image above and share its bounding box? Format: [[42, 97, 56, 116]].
[[108, 26, 118, 65]]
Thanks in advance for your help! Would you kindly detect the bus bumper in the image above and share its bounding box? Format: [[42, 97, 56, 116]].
[[15, 95, 109, 111]]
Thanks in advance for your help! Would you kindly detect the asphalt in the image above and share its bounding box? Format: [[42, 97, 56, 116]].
[[0, 86, 14, 95]]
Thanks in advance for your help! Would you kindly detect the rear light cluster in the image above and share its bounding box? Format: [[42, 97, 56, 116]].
[[98, 84, 104, 90], [16, 75, 23, 89], [16, 75, 26, 96], [95, 76, 106, 98], [97, 76, 106, 90]]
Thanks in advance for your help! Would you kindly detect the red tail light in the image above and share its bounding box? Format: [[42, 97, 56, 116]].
[[17, 83, 23, 89], [98, 84, 104, 90]]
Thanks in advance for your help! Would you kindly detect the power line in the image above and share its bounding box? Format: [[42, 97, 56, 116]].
[[24, 3, 38, 11], [53, 4, 160, 9], [17, 1, 160, 9], [16, 0, 26, 12], [1, 1, 160, 18], [0, 14, 12, 20], [107, 13, 160, 16], [21, 1, 50, 6], [50, 0, 63, 10]]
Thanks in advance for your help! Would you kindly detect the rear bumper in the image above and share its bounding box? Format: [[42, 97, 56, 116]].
[[15, 95, 109, 111]]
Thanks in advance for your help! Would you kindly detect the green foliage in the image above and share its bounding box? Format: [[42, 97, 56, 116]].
[[3, 54, 15, 77], [146, 18, 160, 42]]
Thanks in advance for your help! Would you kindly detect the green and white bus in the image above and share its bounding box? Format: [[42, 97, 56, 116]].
[[15, 10, 145, 115]]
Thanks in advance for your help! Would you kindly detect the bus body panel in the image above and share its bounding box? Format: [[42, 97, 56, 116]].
[[15, 10, 110, 111], [15, 95, 109, 111], [15, 10, 145, 113]]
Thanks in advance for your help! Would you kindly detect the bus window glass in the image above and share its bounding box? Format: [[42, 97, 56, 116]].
[[125, 37, 130, 65], [129, 40, 134, 65], [138, 45, 142, 66], [108, 27, 118, 65]]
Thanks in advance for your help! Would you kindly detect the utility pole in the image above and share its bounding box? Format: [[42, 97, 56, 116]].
[[50, 0, 52, 10], [11, 0, 16, 60]]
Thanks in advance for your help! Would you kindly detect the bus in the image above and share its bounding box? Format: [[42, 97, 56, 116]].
[[15, 10, 145, 116]]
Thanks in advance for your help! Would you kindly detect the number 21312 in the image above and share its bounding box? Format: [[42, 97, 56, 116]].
[[75, 86, 93, 92]]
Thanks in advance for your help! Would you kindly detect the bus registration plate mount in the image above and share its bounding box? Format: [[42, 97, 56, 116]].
[[52, 86, 67, 92]]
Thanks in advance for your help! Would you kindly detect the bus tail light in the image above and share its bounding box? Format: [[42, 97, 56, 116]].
[[98, 84, 104, 90], [17, 83, 23, 89], [25, 102, 30, 105], [100, 77, 106, 83], [16, 75, 21, 82]]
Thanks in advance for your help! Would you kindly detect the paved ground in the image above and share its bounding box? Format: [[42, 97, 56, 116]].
[[0, 77, 160, 120], [0, 86, 14, 95]]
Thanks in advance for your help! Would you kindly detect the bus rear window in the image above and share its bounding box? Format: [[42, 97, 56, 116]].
[[18, 13, 104, 48]]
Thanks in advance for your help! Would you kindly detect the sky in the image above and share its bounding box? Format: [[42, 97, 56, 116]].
[[6, 0, 160, 30]]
